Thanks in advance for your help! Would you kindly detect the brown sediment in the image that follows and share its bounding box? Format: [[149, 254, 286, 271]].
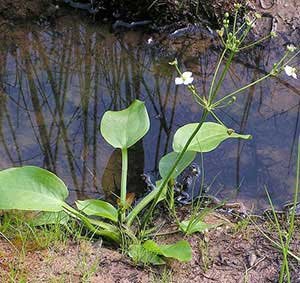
[[0, 0, 298, 35], [1, 212, 299, 282], [0, 0, 57, 21]]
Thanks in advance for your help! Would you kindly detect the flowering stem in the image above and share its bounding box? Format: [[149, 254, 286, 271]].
[[239, 33, 273, 51], [212, 73, 271, 108], [239, 19, 256, 45], [282, 49, 300, 66], [208, 48, 227, 103], [139, 109, 209, 231], [174, 64, 206, 106], [209, 50, 236, 105], [233, 9, 238, 34], [210, 110, 225, 126]]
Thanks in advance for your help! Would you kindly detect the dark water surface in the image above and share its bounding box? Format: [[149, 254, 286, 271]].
[[0, 16, 299, 212]]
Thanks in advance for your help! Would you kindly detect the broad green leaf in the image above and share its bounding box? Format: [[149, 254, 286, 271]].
[[0, 166, 68, 212], [76, 199, 118, 222], [159, 240, 192, 262], [128, 240, 192, 265], [159, 151, 196, 179], [179, 219, 218, 235], [128, 244, 165, 265], [30, 211, 69, 226], [173, 122, 251, 153], [100, 100, 150, 149], [143, 240, 163, 255]]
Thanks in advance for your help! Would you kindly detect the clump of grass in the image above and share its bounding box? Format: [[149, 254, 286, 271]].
[[0, 212, 80, 256], [254, 136, 300, 283]]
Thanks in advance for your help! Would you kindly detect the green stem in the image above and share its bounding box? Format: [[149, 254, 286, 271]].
[[282, 49, 300, 66], [62, 203, 120, 242], [140, 109, 209, 231], [265, 188, 290, 282], [210, 110, 225, 126], [239, 34, 272, 51], [126, 186, 161, 226], [286, 136, 300, 246], [233, 10, 238, 33], [212, 73, 271, 108], [209, 51, 235, 104], [239, 20, 255, 45], [208, 49, 227, 103], [280, 136, 300, 282], [120, 148, 128, 221]]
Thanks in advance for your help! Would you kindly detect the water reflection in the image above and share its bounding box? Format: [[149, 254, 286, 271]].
[[0, 17, 299, 211]]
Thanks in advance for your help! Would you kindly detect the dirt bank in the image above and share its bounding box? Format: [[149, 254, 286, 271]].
[[0, 0, 299, 35], [0, 0, 58, 21], [1, 212, 299, 282]]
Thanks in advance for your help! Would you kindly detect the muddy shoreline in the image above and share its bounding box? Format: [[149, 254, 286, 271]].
[[0, 0, 247, 23], [1, 211, 299, 282], [1, 0, 299, 37]]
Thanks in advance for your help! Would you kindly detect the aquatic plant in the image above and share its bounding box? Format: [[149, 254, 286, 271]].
[[0, 5, 298, 266]]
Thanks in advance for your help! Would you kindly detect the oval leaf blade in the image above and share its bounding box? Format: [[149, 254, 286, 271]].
[[100, 100, 150, 149], [0, 166, 68, 212], [159, 151, 196, 179], [143, 240, 192, 262], [76, 199, 118, 222], [30, 211, 70, 226], [173, 122, 251, 153], [179, 219, 218, 235], [159, 240, 192, 262]]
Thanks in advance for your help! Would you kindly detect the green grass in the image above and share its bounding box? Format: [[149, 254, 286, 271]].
[[0, 211, 82, 256], [254, 137, 300, 283]]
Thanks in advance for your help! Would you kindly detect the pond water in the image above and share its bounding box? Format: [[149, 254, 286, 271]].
[[0, 15, 299, 212]]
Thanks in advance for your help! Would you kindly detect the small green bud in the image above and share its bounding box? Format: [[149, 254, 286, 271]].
[[224, 12, 229, 18], [254, 13, 262, 19], [169, 59, 178, 66], [234, 3, 241, 10], [287, 44, 296, 52], [216, 28, 224, 37], [270, 31, 277, 38]]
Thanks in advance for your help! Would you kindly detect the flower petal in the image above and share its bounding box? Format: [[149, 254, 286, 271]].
[[284, 65, 293, 76], [182, 71, 192, 79], [175, 77, 183, 85], [183, 77, 194, 85], [287, 44, 296, 52]]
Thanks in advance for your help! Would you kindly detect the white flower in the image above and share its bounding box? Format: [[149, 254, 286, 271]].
[[147, 37, 153, 44], [175, 71, 194, 85], [287, 44, 296, 52], [284, 65, 297, 79]]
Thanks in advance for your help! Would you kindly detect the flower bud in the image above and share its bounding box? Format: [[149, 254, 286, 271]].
[[169, 59, 178, 66], [270, 31, 277, 38], [254, 13, 262, 19]]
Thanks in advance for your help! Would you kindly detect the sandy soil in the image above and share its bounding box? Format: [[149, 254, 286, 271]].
[[1, 213, 299, 283]]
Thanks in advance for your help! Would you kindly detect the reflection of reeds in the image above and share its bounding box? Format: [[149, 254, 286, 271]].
[[0, 18, 299, 206]]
